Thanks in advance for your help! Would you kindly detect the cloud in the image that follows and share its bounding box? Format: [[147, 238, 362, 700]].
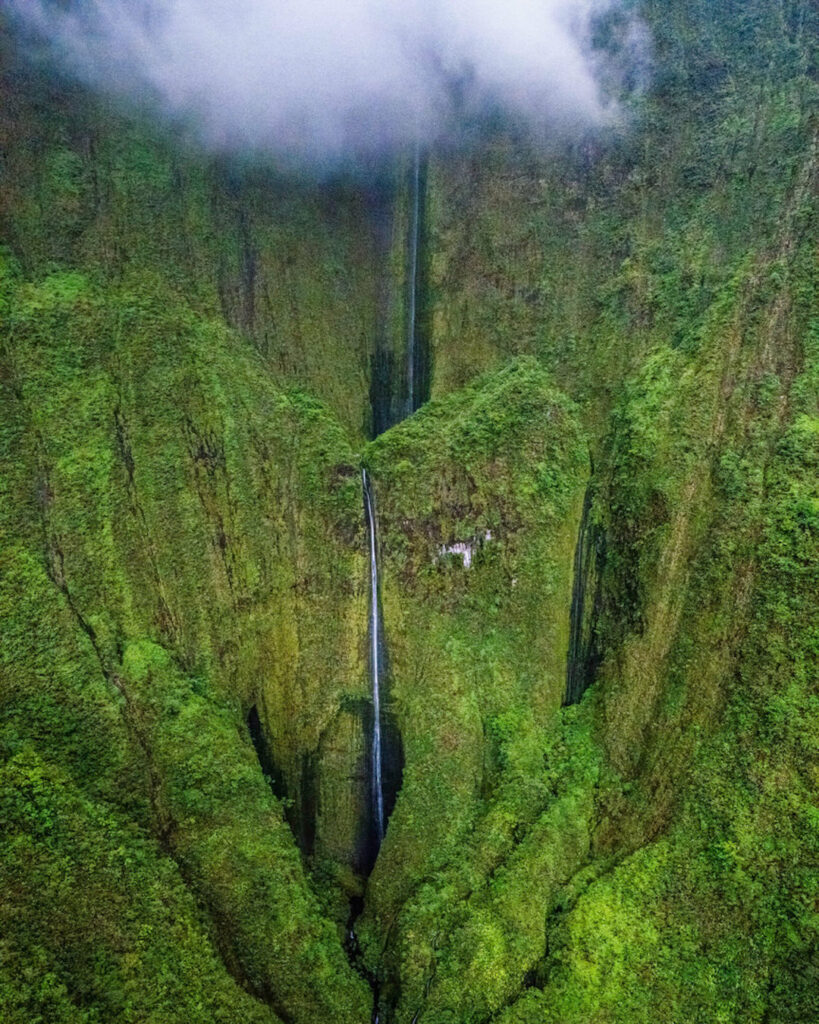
[[8, 0, 636, 158]]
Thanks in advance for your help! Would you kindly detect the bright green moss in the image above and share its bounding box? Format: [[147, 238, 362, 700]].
[[357, 360, 590, 1016], [0, 1, 816, 1020], [0, 750, 280, 1024], [0, 270, 371, 1023]]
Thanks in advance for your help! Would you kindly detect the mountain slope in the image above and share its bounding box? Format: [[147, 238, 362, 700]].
[[0, 1, 816, 1022]]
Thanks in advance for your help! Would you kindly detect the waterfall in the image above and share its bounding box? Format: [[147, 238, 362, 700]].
[[358, 147, 422, 866], [406, 141, 422, 417], [368, 143, 427, 434], [363, 468, 386, 842]]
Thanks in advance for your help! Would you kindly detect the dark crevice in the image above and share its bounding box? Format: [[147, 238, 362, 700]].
[[345, 896, 381, 1022], [564, 482, 606, 707], [246, 705, 289, 802], [298, 752, 318, 858], [246, 704, 317, 859]]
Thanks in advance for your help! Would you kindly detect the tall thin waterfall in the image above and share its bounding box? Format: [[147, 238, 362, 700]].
[[359, 147, 422, 862], [362, 468, 386, 841], [406, 141, 422, 417]]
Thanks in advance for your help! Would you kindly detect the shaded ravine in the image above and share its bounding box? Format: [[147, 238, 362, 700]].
[[564, 482, 606, 706]]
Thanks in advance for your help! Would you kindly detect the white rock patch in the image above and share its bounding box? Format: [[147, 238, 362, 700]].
[[438, 531, 493, 569]]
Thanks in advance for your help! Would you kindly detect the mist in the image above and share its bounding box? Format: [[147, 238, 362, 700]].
[[7, 0, 641, 159]]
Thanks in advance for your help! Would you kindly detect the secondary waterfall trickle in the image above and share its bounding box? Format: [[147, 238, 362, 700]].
[[369, 144, 429, 434], [362, 467, 386, 842], [406, 141, 422, 418]]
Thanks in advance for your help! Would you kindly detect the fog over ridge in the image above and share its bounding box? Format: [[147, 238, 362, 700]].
[[8, 0, 642, 158]]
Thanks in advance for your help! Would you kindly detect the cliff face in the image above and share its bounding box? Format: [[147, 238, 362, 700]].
[[1, 2, 818, 1023], [0, 265, 373, 1023]]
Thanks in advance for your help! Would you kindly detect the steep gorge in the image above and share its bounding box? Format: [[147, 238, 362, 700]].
[[1, 3, 818, 1023]]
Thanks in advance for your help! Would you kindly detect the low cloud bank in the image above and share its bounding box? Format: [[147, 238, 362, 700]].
[[9, 0, 643, 158]]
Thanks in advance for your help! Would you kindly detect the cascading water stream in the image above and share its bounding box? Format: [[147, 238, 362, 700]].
[[362, 145, 423, 853], [406, 140, 422, 418], [362, 468, 386, 843], [353, 148, 425, 1022]]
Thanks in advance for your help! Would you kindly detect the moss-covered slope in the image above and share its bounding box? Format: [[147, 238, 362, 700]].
[[0, 31, 383, 439], [361, 360, 588, 978], [0, 0, 817, 1021], [0, 262, 372, 1023]]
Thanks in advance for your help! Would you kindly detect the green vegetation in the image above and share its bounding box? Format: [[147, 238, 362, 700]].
[[0, 40, 380, 439], [1, 0, 817, 1021], [0, 266, 371, 1022], [360, 360, 588, 1012]]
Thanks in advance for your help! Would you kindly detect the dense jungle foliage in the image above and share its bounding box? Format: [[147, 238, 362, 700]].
[[0, 1, 817, 1022]]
